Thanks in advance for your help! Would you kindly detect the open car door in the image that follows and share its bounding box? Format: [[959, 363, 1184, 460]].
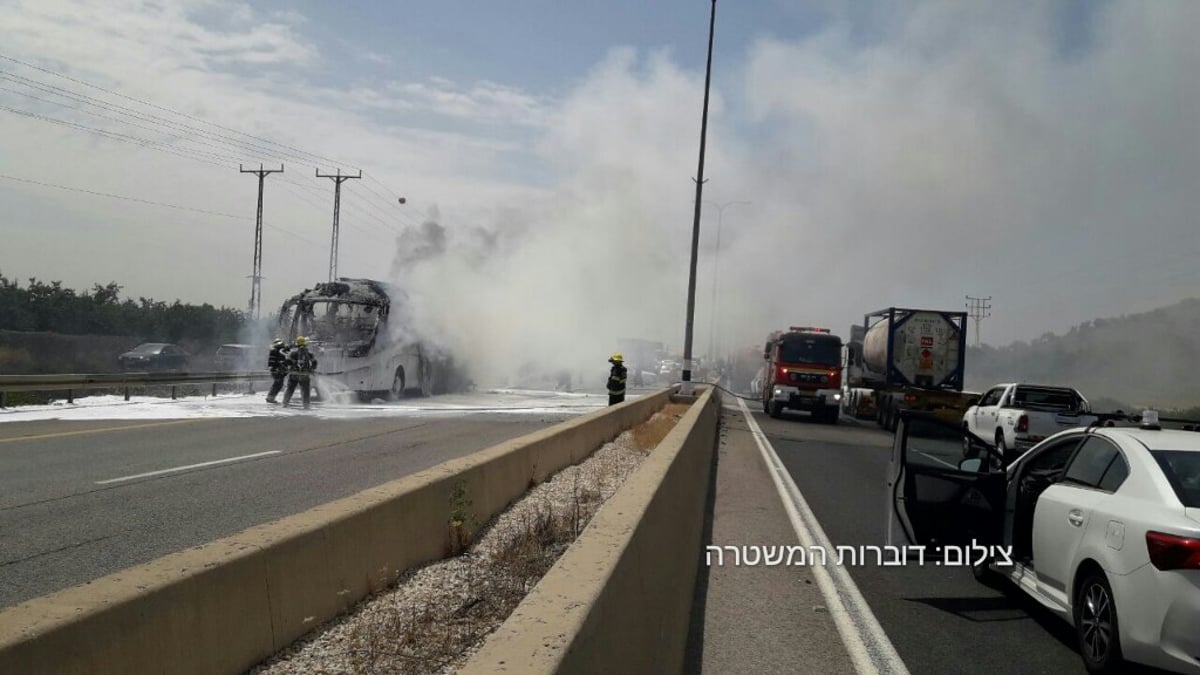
[[887, 411, 1008, 557]]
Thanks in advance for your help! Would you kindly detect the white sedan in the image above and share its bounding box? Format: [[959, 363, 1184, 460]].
[[887, 411, 1200, 674]]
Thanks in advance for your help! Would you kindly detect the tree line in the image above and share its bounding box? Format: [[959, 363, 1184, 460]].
[[0, 272, 244, 343], [966, 298, 1200, 414]]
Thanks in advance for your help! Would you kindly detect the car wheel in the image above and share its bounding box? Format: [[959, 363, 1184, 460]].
[[963, 426, 978, 459], [996, 433, 1009, 464], [769, 401, 783, 419], [826, 408, 839, 425], [762, 394, 769, 415], [1075, 570, 1123, 674]]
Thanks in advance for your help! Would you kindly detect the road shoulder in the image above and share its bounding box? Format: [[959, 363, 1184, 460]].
[[685, 404, 855, 674]]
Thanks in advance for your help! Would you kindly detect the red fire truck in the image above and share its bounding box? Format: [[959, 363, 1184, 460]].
[[761, 326, 844, 423]]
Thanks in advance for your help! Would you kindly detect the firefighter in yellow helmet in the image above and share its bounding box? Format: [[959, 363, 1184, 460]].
[[607, 352, 627, 406], [282, 336, 318, 409]]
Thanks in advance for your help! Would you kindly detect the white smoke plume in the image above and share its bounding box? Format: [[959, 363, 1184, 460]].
[[385, 48, 718, 388]]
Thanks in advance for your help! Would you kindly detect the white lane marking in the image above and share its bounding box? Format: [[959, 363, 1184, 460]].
[[95, 451, 282, 485], [735, 396, 909, 675], [915, 450, 957, 469]]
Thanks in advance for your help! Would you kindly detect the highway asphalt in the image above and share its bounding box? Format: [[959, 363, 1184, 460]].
[[0, 413, 561, 609], [699, 401, 1173, 674]]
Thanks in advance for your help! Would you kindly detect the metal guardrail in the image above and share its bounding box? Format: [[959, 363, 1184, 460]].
[[0, 371, 273, 407]]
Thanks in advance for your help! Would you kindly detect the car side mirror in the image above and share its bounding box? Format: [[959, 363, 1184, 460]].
[[958, 457, 983, 472]]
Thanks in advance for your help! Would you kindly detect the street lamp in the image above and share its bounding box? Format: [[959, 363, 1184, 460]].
[[704, 200, 749, 362], [682, 0, 718, 395]]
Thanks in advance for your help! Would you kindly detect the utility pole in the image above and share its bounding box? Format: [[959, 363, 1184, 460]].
[[240, 163, 283, 320], [316, 168, 362, 282], [705, 199, 749, 363], [682, 0, 718, 396], [966, 295, 992, 347]]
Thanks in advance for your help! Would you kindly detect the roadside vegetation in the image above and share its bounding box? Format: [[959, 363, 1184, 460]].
[[0, 273, 245, 375], [966, 298, 1200, 409]]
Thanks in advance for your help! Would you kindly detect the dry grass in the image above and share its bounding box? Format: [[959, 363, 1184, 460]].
[[251, 401, 692, 675], [631, 402, 692, 450]]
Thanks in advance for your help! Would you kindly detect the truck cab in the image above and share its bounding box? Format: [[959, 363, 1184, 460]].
[[761, 327, 843, 424]]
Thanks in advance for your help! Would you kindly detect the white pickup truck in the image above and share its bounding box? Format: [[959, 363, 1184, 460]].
[[962, 383, 1097, 463]]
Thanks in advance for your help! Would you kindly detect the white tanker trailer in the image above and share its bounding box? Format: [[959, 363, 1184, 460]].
[[845, 307, 981, 431]]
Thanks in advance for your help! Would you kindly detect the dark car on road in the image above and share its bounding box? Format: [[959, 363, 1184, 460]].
[[118, 343, 189, 372]]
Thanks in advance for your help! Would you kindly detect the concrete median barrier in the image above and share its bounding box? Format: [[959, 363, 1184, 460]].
[[0, 389, 675, 675], [458, 385, 720, 675]]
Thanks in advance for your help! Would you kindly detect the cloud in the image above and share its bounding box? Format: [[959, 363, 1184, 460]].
[[384, 77, 550, 127], [3, 0, 319, 73]]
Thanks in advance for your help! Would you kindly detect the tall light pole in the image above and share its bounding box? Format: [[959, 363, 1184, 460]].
[[682, 0, 718, 395], [704, 200, 749, 363]]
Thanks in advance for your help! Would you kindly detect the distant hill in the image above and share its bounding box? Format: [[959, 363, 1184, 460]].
[[966, 298, 1200, 411]]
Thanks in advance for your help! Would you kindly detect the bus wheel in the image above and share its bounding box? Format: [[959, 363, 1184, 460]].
[[417, 357, 435, 398], [389, 367, 405, 401]]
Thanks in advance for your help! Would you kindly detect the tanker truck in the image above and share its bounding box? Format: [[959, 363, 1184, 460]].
[[840, 324, 877, 419], [847, 308, 980, 431]]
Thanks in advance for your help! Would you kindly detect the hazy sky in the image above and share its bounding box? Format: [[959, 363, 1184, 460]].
[[1, 0, 1197, 374]]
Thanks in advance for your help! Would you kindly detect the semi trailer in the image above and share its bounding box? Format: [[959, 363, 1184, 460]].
[[846, 308, 980, 431]]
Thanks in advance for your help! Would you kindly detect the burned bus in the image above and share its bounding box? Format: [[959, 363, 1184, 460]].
[[275, 278, 441, 399]]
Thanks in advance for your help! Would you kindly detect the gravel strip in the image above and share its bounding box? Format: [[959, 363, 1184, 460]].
[[250, 405, 689, 675]]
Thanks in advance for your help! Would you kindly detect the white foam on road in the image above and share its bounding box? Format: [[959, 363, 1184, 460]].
[[0, 389, 617, 423]]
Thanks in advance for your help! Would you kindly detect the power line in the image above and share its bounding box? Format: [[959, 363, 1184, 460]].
[[0, 104, 394, 245], [0, 172, 243, 218], [2, 54, 424, 241], [270, 177, 395, 242], [0, 172, 322, 247], [0, 72, 293, 164], [1, 58, 425, 233], [0, 52, 353, 168], [0, 79, 282, 165], [275, 176, 400, 240], [966, 295, 993, 347], [0, 105, 236, 167], [2, 63, 406, 212]]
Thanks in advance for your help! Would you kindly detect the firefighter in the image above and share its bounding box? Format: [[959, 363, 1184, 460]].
[[607, 352, 627, 406], [265, 338, 290, 404], [282, 336, 318, 409]]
